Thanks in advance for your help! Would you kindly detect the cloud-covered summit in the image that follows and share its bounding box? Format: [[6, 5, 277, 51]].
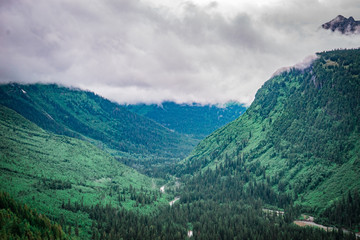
[[322, 15, 360, 34], [1, 0, 360, 105]]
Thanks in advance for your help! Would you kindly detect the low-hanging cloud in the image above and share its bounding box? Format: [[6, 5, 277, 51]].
[[0, 0, 360, 106]]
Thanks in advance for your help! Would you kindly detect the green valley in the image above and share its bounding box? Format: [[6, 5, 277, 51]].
[[2, 0, 360, 239], [0, 105, 171, 238], [0, 84, 197, 175], [1, 48, 360, 239]]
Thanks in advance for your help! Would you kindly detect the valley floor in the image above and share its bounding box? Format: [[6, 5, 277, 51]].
[[264, 208, 360, 238]]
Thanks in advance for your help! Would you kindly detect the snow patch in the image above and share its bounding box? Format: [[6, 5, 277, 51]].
[[169, 197, 180, 206], [43, 111, 54, 121], [355, 25, 360, 34], [94, 177, 111, 183]]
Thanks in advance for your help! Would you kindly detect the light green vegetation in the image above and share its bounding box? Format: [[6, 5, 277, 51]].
[[0, 105, 171, 238], [0, 84, 196, 175]]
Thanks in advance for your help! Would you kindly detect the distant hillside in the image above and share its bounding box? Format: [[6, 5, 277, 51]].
[[180, 48, 360, 210], [0, 104, 169, 238], [125, 101, 246, 139], [0, 84, 195, 162]]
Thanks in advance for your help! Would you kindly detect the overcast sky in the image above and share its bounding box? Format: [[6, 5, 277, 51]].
[[1, 0, 360, 105]]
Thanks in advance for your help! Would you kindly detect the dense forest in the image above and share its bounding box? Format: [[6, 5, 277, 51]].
[[125, 101, 246, 139], [1, 48, 360, 239], [318, 190, 360, 230], [0, 192, 66, 239], [183, 48, 360, 210]]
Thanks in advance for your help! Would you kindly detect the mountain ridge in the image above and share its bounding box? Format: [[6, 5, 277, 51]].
[[322, 15, 360, 34], [125, 101, 246, 140], [0, 83, 196, 163], [179, 48, 360, 209]]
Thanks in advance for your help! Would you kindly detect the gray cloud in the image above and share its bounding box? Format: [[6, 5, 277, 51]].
[[0, 0, 360, 106]]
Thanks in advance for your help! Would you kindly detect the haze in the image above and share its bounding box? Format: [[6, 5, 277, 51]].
[[1, 0, 360, 105]]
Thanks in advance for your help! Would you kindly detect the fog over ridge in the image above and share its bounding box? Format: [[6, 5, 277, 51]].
[[1, 0, 360, 105]]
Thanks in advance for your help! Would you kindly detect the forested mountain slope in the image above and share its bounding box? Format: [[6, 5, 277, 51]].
[[0, 84, 195, 162], [0, 104, 169, 238], [180, 48, 360, 209], [1, 102, 350, 239], [125, 101, 246, 139], [1, 49, 359, 239]]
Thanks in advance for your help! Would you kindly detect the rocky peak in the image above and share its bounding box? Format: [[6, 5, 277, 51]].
[[322, 15, 360, 34]]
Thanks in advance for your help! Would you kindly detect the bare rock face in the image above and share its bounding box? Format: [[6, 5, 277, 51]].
[[322, 15, 360, 34]]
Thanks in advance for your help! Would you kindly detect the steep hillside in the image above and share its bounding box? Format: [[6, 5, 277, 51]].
[[180, 48, 360, 210], [125, 101, 246, 139], [0, 84, 195, 165], [0, 104, 169, 238]]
